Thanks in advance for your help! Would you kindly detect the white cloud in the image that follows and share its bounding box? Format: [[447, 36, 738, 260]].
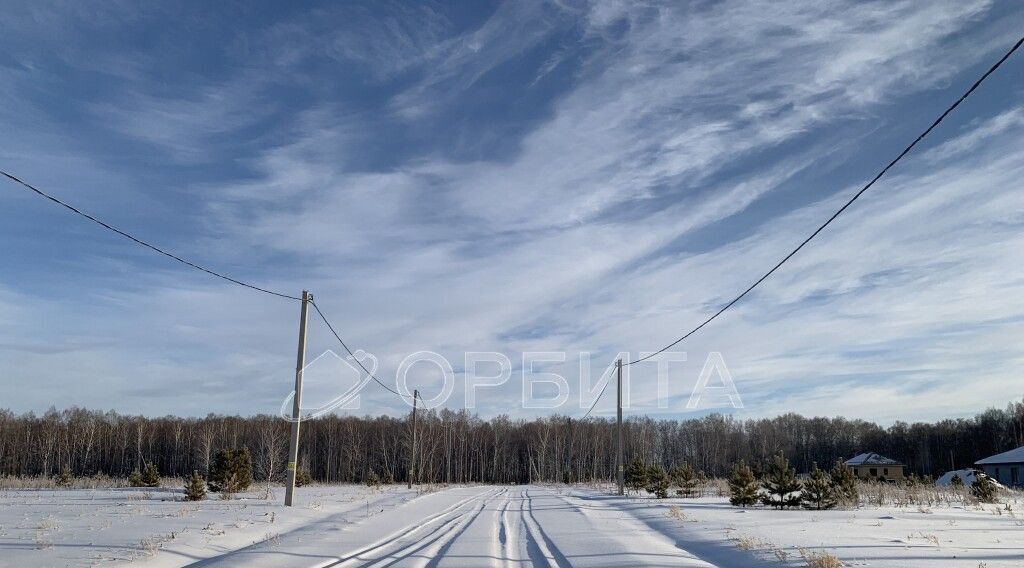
[[389, 0, 999, 231], [182, 0, 1020, 421], [579, 114, 1024, 421], [88, 80, 273, 164], [2, 0, 1021, 422]]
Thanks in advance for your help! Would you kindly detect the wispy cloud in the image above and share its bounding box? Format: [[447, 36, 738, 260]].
[[0, 0, 1020, 421]]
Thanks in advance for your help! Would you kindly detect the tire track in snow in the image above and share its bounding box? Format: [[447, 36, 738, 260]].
[[321, 487, 500, 568], [495, 488, 516, 568], [183, 489, 414, 568], [557, 489, 744, 568], [518, 487, 552, 568], [329, 489, 494, 567], [421, 488, 508, 568], [365, 498, 485, 567], [519, 488, 571, 568]]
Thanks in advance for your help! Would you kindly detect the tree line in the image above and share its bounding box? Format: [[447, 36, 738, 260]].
[[0, 399, 1021, 483]]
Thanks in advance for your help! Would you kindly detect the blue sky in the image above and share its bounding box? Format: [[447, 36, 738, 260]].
[[1, 1, 1022, 422]]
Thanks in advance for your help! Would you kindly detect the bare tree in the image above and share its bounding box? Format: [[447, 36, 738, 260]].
[[1, 401, 1023, 482]]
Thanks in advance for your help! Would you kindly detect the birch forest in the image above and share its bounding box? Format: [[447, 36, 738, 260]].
[[1, 401, 1022, 483]]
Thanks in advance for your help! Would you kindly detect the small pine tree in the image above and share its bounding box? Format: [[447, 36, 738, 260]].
[[670, 463, 702, 498], [751, 460, 767, 481], [728, 460, 759, 507], [140, 462, 160, 488], [950, 473, 964, 489], [54, 466, 73, 487], [646, 465, 669, 498], [625, 459, 648, 493], [184, 471, 206, 501], [294, 469, 313, 487], [235, 448, 253, 490], [971, 474, 997, 503], [383, 469, 395, 485], [208, 448, 253, 493], [830, 458, 858, 505], [366, 469, 381, 488], [802, 463, 837, 510], [128, 468, 143, 487], [761, 452, 802, 509]]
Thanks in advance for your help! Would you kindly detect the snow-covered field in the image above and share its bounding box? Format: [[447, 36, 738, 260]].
[[2, 484, 1022, 567]]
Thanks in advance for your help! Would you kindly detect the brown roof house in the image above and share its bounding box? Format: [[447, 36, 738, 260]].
[[975, 446, 1024, 488], [845, 453, 904, 481]]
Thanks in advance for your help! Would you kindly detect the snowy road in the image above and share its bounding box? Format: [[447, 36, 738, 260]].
[[6, 484, 1021, 566], [189, 486, 719, 568]]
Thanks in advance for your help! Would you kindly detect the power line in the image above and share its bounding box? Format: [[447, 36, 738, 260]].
[[310, 299, 417, 403], [581, 378, 611, 419], [1, 169, 422, 406], [5, 35, 1021, 416], [626, 34, 1024, 367], [0, 170, 301, 301]]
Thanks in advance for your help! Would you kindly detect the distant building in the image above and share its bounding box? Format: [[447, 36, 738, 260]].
[[845, 453, 905, 481], [936, 468, 980, 487], [936, 468, 1004, 489], [975, 446, 1024, 488]]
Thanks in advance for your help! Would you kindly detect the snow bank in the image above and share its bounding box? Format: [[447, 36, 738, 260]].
[[936, 468, 980, 486], [0, 484, 416, 567], [936, 469, 1006, 488]]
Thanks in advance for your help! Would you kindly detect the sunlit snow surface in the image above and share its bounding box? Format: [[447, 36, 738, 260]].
[[1, 484, 1022, 567]]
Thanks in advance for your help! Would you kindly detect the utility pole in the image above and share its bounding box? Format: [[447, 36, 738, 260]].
[[408, 389, 419, 489], [616, 359, 624, 496], [284, 290, 311, 507]]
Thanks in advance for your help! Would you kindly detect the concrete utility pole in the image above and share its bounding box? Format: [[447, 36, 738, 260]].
[[408, 389, 419, 489], [616, 359, 624, 496], [284, 290, 311, 507]]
